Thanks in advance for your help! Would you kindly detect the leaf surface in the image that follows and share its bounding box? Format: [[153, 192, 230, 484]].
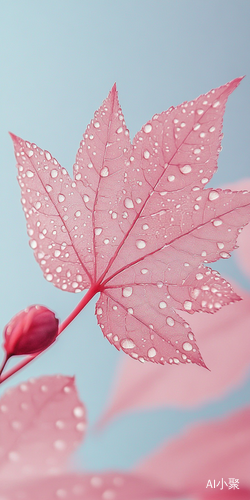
[[0, 376, 86, 481], [98, 282, 250, 426], [11, 78, 250, 365], [226, 178, 250, 280], [136, 406, 250, 494]]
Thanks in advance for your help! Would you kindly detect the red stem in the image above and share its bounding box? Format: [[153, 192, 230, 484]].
[[0, 353, 9, 377], [0, 284, 100, 384]]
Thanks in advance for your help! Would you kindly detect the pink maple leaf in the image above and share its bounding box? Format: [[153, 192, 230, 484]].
[[136, 405, 250, 498], [10, 78, 250, 368], [97, 280, 250, 426], [0, 376, 174, 500]]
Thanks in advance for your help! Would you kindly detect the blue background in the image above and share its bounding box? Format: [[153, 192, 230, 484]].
[[0, 0, 249, 479]]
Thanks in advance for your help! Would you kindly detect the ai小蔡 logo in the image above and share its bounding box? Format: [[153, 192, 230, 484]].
[[206, 478, 239, 490]]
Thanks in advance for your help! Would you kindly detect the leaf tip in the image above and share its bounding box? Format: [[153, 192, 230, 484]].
[[9, 132, 20, 143]]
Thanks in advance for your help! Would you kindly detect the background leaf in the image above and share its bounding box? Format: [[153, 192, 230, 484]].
[[0, 375, 86, 481]]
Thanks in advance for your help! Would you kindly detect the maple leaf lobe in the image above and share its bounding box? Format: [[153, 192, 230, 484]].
[[11, 77, 250, 368]]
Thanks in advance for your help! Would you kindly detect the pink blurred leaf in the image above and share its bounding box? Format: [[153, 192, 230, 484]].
[[1, 472, 175, 500], [136, 406, 250, 496], [0, 375, 86, 481], [0, 377, 175, 500], [11, 78, 250, 366], [98, 283, 250, 426]]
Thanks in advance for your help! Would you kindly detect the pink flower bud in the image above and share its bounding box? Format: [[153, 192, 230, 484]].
[[3, 305, 59, 357]]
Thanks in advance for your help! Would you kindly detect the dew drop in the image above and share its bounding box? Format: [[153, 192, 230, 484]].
[[128, 308, 134, 314], [217, 242, 224, 249], [63, 386, 71, 393], [8, 451, 20, 462], [124, 197, 134, 209], [75, 210, 81, 217], [26, 170, 34, 178], [148, 347, 157, 358], [180, 165, 192, 174], [159, 301, 167, 309], [53, 419, 64, 431], [122, 287, 133, 297], [94, 121, 100, 128], [54, 250, 61, 257], [46, 274, 53, 281], [76, 173, 81, 180], [121, 339, 135, 349], [168, 175, 175, 182], [144, 124, 152, 133], [183, 342, 193, 351], [95, 228, 102, 236], [141, 268, 148, 274], [83, 195, 89, 202], [213, 101, 220, 108], [166, 317, 175, 327], [58, 194, 65, 203], [11, 420, 22, 430], [220, 251, 230, 259], [201, 177, 209, 184], [54, 439, 66, 451], [209, 190, 219, 201], [103, 490, 115, 500], [143, 150, 150, 159], [30, 240, 37, 249], [142, 224, 149, 230], [56, 489, 67, 498], [51, 169, 58, 178], [196, 273, 203, 280], [215, 302, 222, 309], [104, 238, 109, 245], [97, 308, 103, 315], [46, 184, 52, 192], [73, 406, 84, 418], [76, 422, 86, 432], [91, 477, 103, 488], [213, 219, 222, 227], [183, 301, 192, 311], [101, 166, 109, 177], [136, 239, 146, 249], [111, 212, 117, 219]]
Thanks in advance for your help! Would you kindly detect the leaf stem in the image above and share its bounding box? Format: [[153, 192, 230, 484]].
[[0, 284, 100, 384], [0, 353, 9, 377]]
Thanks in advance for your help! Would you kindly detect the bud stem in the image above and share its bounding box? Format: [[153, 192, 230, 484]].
[[0, 284, 100, 384]]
